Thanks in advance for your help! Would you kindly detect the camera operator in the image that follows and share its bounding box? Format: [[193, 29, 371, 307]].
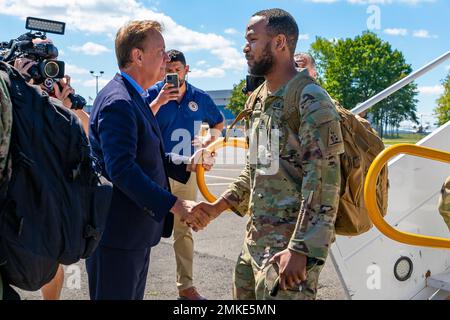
[[11, 38, 88, 301]]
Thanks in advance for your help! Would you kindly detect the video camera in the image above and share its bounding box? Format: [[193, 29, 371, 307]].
[[0, 17, 86, 110]]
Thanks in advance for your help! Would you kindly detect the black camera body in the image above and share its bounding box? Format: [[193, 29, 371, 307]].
[[28, 60, 65, 82], [242, 75, 265, 95], [24, 42, 65, 82], [0, 17, 86, 110], [0, 32, 65, 83]]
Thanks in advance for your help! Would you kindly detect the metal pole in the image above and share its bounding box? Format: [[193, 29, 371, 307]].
[[351, 51, 450, 115], [90, 70, 104, 97]]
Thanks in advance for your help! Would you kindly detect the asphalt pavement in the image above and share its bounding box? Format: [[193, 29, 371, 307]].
[[17, 147, 347, 300]]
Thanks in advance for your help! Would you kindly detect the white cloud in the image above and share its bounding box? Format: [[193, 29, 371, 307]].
[[305, 0, 340, 3], [189, 67, 226, 79], [69, 42, 111, 55], [83, 78, 109, 88], [224, 28, 238, 35], [347, 0, 436, 4], [65, 63, 89, 75], [397, 0, 436, 4], [418, 85, 444, 95], [383, 28, 408, 36], [0, 0, 247, 79], [412, 29, 438, 39], [196, 60, 207, 67], [308, 0, 437, 3], [298, 34, 310, 41]]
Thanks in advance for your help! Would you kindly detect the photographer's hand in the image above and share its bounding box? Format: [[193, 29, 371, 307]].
[[13, 58, 36, 80], [53, 75, 75, 109], [53, 75, 90, 135], [149, 83, 179, 115]]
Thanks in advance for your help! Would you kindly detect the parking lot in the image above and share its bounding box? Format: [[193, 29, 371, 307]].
[[18, 146, 347, 300]]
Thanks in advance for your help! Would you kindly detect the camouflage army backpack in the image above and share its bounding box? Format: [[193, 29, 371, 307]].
[[235, 69, 389, 236], [438, 176, 450, 231]]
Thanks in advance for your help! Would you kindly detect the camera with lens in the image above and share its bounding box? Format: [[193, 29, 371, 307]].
[[242, 75, 265, 95], [26, 43, 65, 82], [0, 17, 86, 110]]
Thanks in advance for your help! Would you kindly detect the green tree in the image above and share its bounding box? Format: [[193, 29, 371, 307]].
[[434, 72, 450, 126], [310, 31, 418, 138], [226, 79, 247, 116]]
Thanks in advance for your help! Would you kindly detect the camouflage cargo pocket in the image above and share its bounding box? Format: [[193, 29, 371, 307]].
[[260, 258, 322, 300]]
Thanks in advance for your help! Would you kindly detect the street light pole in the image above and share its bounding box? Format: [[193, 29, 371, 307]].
[[90, 70, 104, 96]]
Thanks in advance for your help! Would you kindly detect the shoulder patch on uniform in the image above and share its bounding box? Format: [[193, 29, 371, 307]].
[[301, 93, 315, 104], [301, 83, 332, 102], [328, 125, 342, 146]]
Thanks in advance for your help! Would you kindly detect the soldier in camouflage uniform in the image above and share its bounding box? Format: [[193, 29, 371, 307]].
[[439, 176, 450, 231], [193, 9, 343, 300]]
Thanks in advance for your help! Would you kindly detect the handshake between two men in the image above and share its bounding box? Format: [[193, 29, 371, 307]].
[[170, 147, 231, 232]]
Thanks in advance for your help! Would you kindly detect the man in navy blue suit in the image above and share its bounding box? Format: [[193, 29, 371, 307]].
[[147, 50, 224, 300], [86, 20, 213, 300]]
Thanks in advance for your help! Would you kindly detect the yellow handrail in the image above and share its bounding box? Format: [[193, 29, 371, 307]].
[[364, 143, 450, 249], [196, 137, 247, 202]]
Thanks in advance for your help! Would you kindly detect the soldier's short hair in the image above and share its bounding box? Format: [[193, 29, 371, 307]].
[[115, 20, 162, 69], [252, 8, 299, 55], [167, 49, 187, 66]]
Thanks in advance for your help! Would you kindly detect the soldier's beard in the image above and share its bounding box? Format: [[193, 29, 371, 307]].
[[249, 42, 274, 77]]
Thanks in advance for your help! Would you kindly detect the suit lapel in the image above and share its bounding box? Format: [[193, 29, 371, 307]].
[[118, 74, 164, 140], [117, 74, 170, 176]]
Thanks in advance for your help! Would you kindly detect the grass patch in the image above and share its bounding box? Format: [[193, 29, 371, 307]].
[[382, 133, 426, 146]]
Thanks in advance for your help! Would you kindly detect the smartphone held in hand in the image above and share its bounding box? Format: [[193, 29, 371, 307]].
[[165, 73, 179, 93]]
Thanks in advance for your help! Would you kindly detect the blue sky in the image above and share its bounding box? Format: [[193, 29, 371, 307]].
[[0, 0, 448, 125]]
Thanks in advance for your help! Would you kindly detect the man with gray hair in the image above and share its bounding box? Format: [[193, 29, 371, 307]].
[[295, 52, 371, 119], [294, 52, 317, 80]]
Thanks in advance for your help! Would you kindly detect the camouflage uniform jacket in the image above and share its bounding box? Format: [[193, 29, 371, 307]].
[[222, 74, 344, 263]]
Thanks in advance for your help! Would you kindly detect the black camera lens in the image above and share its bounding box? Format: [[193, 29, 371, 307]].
[[43, 60, 60, 78]]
